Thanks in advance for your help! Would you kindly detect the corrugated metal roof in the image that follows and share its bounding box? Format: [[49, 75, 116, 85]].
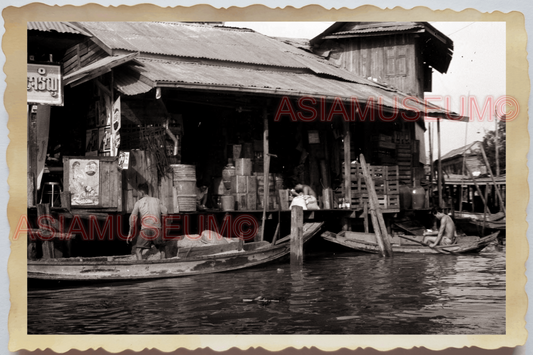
[[114, 58, 460, 119], [114, 70, 152, 96], [440, 141, 482, 161], [327, 22, 424, 37], [27, 21, 91, 36], [76, 22, 393, 91], [78, 22, 310, 69], [63, 52, 139, 86]]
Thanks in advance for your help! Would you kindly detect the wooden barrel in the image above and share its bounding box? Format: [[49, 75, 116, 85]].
[[171, 164, 197, 212]]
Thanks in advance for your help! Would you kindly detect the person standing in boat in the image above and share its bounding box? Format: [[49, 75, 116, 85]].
[[422, 207, 457, 247], [127, 183, 168, 260]]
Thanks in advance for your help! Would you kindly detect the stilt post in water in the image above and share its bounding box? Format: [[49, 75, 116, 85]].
[[479, 145, 505, 214], [363, 202, 369, 234], [290, 205, 304, 267], [359, 154, 393, 257]]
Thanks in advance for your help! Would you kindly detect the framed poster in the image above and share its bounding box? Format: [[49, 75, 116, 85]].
[[68, 158, 100, 206]]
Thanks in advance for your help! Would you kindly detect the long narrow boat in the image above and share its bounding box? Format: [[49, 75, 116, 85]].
[[28, 222, 323, 281], [453, 211, 506, 235], [321, 230, 499, 255]]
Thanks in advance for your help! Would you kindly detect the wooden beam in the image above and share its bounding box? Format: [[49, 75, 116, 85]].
[[479, 145, 506, 214], [437, 117, 442, 207], [363, 202, 369, 233], [290, 205, 304, 267], [95, 78, 111, 98], [465, 166, 490, 214], [343, 120, 351, 208], [259, 107, 270, 242], [28, 106, 37, 206], [360, 154, 393, 257]]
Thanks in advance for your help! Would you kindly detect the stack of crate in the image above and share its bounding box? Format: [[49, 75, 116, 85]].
[[396, 143, 412, 185], [348, 162, 400, 211]]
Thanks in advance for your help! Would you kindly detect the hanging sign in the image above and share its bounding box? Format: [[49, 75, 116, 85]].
[[118, 151, 130, 170], [27, 64, 63, 106], [111, 97, 121, 156]]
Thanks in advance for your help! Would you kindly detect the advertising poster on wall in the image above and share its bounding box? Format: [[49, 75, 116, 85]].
[[69, 159, 100, 206]]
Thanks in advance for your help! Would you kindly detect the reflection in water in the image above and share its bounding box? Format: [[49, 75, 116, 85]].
[[28, 246, 505, 334]]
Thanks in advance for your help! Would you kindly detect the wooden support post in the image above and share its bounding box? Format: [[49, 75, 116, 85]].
[[482, 185, 489, 237], [37, 203, 54, 259], [494, 107, 500, 178], [465, 166, 490, 214], [28, 106, 37, 206], [459, 184, 463, 212], [290, 205, 304, 267], [428, 122, 434, 198], [360, 154, 393, 257], [437, 118, 442, 208], [259, 107, 270, 242], [479, 145, 505, 214], [363, 202, 369, 234], [343, 120, 351, 208]]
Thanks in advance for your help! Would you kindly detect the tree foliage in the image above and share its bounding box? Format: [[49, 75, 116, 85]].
[[479, 119, 506, 176]]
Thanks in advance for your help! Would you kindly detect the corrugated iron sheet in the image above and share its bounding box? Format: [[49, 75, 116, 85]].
[[78, 22, 309, 69], [71, 21, 395, 95], [76, 22, 400, 91], [440, 141, 481, 161], [27, 21, 90, 35], [329, 22, 424, 37], [115, 58, 460, 119], [63, 52, 139, 86], [114, 68, 152, 96]]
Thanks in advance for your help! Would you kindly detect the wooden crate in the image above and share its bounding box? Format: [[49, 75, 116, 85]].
[[351, 193, 388, 209], [351, 193, 400, 210]]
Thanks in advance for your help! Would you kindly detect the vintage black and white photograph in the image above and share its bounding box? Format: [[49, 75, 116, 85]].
[[25, 18, 509, 338]]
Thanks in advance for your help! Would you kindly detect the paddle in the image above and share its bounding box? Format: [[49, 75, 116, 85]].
[[396, 234, 457, 255]]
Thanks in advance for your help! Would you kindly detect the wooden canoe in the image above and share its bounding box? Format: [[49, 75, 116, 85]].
[[321, 230, 500, 255], [27, 222, 323, 281]]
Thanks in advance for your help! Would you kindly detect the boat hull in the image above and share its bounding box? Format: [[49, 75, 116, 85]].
[[322, 231, 500, 254], [28, 222, 323, 281]]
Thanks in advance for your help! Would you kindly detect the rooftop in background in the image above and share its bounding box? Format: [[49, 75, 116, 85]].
[[310, 22, 454, 74], [439, 141, 482, 162], [28, 21, 92, 36]]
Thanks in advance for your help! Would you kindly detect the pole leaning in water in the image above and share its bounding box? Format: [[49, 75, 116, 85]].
[[359, 154, 393, 257]]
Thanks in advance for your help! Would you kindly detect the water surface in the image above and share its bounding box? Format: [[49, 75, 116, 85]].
[[28, 244, 505, 334]]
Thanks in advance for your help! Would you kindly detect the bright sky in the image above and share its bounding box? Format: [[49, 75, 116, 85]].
[[226, 21, 506, 158]]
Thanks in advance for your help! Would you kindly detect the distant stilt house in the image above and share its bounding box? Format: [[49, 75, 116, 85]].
[[438, 141, 486, 177], [434, 141, 505, 214]]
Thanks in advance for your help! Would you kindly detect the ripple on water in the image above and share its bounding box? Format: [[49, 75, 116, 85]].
[[28, 247, 505, 334]]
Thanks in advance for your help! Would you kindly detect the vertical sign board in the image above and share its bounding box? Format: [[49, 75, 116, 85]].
[[27, 64, 63, 106], [111, 97, 121, 156]]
